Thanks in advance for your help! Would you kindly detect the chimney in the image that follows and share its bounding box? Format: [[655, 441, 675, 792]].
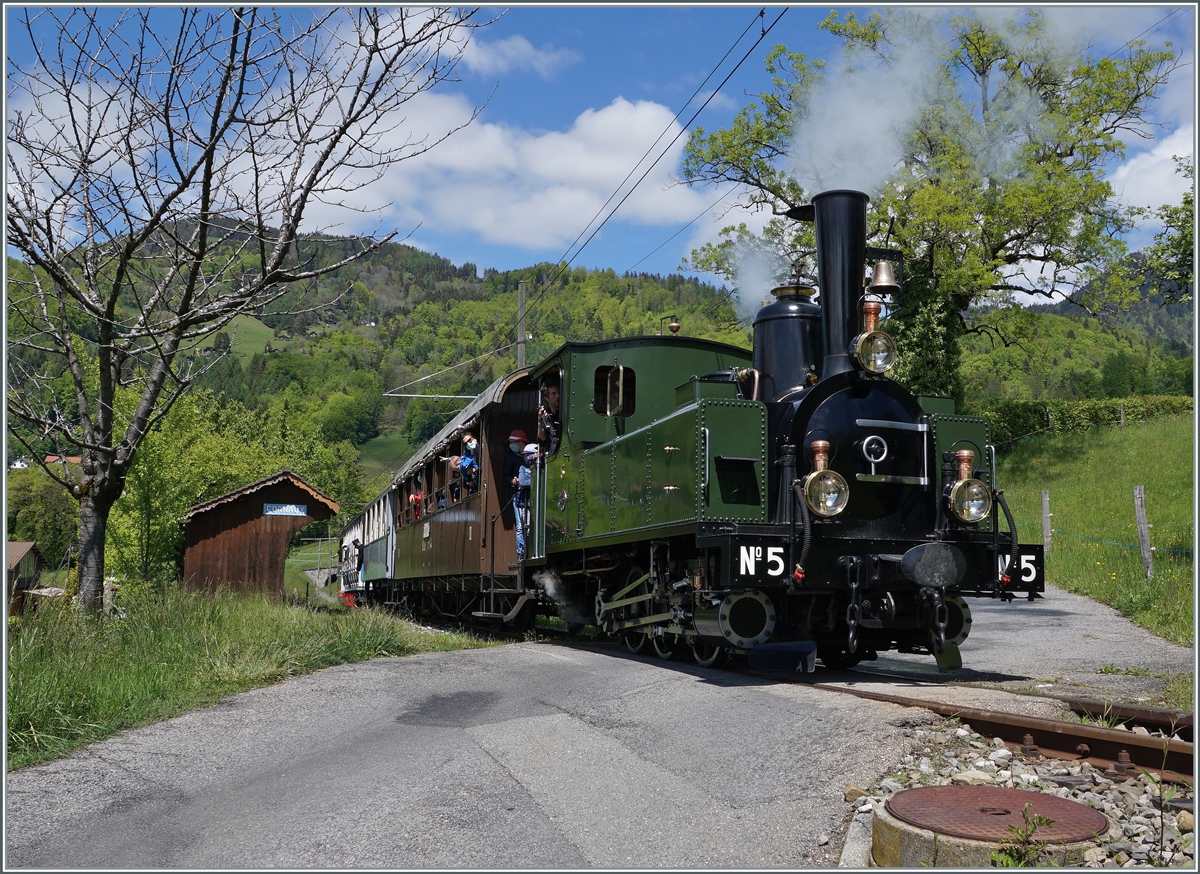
[[786, 190, 869, 380]]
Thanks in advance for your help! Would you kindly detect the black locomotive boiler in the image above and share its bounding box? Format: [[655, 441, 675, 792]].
[[342, 189, 1044, 671]]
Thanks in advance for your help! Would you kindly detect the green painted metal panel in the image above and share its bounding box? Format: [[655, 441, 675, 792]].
[[580, 444, 613, 539], [563, 339, 751, 445], [675, 377, 739, 407], [929, 413, 993, 531], [611, 432, 652, 531], [697, 400, 768, 523], [542, 450, 579, 546], [649, 406, 699, 525]]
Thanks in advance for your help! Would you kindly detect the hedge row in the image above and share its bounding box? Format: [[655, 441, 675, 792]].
[[963, 395, 1194, 446]]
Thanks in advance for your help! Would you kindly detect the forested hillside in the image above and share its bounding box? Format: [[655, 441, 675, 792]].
[[959, 304, 1192, 401], [6, 232, 1190, 589], [190, 238, 748, 447]]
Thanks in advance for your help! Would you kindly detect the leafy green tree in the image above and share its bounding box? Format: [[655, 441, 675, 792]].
[[680, 9, 1179, 397], [6, 467, 78, 567], [1101, 351, 1137, 398], [105, 390, 368, 585], [1143, 157, 1194, 304]]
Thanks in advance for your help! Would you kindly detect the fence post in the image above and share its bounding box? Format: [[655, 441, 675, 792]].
[[1041, 490, 1052, 555], [1119, 401, 1125, 426], [1133, 485, 1154, 579]]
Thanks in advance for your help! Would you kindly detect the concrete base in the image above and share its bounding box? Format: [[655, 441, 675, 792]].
[[838, 808, 874, 867], [869, 800, 1112, 867]]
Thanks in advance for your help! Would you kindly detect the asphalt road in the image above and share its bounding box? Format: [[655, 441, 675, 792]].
[[6, 582, 1192, 869], [6, 643, 919, 869], [861, 582, 1195, 703]]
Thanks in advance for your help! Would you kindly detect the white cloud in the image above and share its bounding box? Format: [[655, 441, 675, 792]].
[[1109, 125, 1194, 215], [315, 94, 715, 251], [461, 34, 580, 80], [696, 90, 738, 114]]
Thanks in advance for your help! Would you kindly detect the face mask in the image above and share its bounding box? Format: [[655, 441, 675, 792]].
[[466, 440, 477, 451], [510, 443, 521, 453]]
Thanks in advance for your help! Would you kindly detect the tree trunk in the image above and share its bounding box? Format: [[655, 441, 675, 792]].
[[77, 491, 115, 611]]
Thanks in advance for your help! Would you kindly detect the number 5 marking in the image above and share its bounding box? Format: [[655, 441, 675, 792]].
[[766, 547, 784, 576]]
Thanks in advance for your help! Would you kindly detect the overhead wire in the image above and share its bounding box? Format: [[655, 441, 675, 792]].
[[622, 186, 739, 276], [1102, 7, 1186, 61], [523, 7, 789, 329], [417, 7, 787, 413], [550, 10, 766, 273]]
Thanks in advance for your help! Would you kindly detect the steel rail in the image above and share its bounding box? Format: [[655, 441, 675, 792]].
[[849, 665, 1193, 741], [807, 682, 1193, 785]]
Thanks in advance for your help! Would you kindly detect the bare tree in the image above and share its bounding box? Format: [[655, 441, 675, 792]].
[[6, 6, 484, 608]]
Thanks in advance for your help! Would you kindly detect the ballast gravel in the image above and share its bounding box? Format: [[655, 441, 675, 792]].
[[840, 717, 1194, 868]]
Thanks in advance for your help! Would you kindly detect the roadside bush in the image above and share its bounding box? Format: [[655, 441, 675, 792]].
[[965, 395, 1193, 445]]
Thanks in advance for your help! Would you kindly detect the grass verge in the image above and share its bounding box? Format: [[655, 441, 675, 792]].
[[996, 415, 1193, 709], [996, 414, 1193, 647], [6, 587, 494, 770]]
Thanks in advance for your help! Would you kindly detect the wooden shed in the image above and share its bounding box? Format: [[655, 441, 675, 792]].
[[7, 541, 46, 616], [182, 469, 339, 594]]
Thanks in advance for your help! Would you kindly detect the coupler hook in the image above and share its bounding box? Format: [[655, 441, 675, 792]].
[[919, 587, 949, 655], [839, 556, 863, 654]]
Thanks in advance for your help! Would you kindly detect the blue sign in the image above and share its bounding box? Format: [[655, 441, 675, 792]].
[[264, 503, 307, 516]]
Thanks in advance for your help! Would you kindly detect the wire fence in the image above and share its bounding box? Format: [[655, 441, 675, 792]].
[[1012, 516, 1190, 557], [1049, 529, 1193, 556]]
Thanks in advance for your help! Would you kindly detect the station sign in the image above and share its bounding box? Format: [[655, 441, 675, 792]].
[[264, 503, 307, 516]]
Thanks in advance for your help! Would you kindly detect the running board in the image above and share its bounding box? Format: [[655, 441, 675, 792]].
[[470, 591, 535, 624]]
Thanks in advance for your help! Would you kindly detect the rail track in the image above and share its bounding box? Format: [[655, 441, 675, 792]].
[[846, 664, 1193, 741], [732, 664, 1194, 785]]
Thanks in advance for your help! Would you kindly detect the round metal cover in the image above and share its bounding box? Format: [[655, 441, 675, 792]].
[[885, 786, 1110, 843]]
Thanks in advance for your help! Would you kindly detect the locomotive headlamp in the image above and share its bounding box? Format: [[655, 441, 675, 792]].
[[948, 449, 992, 523], [849, 301, 897, 374], [803, 439, 849, 516]]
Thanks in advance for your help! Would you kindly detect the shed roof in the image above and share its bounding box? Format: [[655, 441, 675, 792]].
[[7, 542, 44, 571], [183, 469, 340, 520]]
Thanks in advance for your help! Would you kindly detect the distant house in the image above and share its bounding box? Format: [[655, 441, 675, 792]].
[[44, 455, 82, 465], [9, 457, 30, 470], [181, 469, 339, 595], [7, 542, 45, 616]]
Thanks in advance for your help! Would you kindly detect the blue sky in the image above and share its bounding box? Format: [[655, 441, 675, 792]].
[[370, 5, 1195, 287], [6, 5, 1194, 292]]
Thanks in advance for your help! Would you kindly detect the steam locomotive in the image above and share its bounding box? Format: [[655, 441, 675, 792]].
[[340, 189, 1044, 672]]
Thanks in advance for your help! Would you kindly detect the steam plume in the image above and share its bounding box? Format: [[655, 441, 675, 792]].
[[535, 569, 591, 627]]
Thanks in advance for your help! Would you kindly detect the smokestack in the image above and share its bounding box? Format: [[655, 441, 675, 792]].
[[787, 190, 869, 380]]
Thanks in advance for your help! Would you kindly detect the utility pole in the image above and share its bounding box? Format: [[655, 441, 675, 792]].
[[517, 280, 527, 369]]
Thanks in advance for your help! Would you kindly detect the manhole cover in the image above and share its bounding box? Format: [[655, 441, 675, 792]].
[[885, 786, 1110, 843]]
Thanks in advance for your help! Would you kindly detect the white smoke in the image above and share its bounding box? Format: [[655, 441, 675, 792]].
[[732, 240, 789, 322], [788, 18, 943, 196], [535, 569, 591, 627]]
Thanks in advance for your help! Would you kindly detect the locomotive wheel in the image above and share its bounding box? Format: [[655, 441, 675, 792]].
[[652, 633, 684, 660], [600, 564, 649, 642], [624, 630, 650, 654], [690, 639, 730, 668]]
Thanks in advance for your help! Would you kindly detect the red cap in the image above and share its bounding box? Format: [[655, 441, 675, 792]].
[[508, 429, 528, 443]]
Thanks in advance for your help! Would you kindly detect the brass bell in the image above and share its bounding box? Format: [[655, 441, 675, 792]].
[[867, 259, 900, 294]]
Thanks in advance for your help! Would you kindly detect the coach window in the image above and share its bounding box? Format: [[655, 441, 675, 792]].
[[593, 364, 636, 418], [423, 462, 436, 515], [431, 457, 444, 511]]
